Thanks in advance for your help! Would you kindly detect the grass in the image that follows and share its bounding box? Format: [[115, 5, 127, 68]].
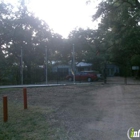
[[0, 88, 20, 93], [0, 102, 65, 140]]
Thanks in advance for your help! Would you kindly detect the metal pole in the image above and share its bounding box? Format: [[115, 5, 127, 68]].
[[45, 46, 48, 84], [3, 96, 8, 122], [73, 44, 75, 84], [21, 46, 23, 85]]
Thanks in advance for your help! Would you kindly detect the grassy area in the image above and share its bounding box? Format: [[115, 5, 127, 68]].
[[0, 103, 65, 140], [0, 88, 20, 93]]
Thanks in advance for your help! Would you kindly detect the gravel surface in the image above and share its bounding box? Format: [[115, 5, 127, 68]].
[[1, 82, 140, 140]]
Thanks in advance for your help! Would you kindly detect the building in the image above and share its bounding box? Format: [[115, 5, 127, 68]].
[[76, 62, 92, 72]]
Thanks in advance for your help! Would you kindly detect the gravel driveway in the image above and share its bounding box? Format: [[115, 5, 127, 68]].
[[45, 84, 140, 140]]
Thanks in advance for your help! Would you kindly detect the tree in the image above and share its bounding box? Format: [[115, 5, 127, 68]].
[[91, 0, 140, 77], [0, 1, 54, 84], [68, 28, 107, 71]]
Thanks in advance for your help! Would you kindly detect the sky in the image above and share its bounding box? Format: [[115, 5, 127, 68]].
[[4, 0, 100, 38]]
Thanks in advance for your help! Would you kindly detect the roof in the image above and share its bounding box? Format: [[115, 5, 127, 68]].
[[76, 62, 92, 67]]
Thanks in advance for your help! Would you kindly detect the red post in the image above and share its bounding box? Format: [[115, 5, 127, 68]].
[[23, 88, 27, 109], [3, 96, 8, 122]]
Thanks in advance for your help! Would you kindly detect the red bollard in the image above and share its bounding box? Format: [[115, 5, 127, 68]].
[[3, 96, 8, 122], [23, 88, 27, 109]]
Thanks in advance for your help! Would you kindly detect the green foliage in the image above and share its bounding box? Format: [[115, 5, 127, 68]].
[[92, 0, 140, 69], [0, 1, 66, 84], [1, 0, 140, 84], [131, 55, 140, 66], [68, 28, 106, 71]]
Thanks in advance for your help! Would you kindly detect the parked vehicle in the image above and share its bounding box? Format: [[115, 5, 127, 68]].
[[66, 71, 98, 82]]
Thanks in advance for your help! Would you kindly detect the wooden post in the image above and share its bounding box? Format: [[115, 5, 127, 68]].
[[3, 96, 8, 122], [23, 88, 27, 109]]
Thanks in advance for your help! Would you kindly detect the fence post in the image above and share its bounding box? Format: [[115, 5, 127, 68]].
[[3, 96, 8, 122], [23, 88, 27, 109]]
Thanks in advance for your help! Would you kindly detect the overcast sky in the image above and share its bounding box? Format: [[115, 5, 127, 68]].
[[4, 0, 100, 38]]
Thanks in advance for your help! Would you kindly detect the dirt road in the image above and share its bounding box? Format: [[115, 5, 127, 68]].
[[1, 84, 140, 140], [44, 84, 140, 140], [82, 85, 140, 140]]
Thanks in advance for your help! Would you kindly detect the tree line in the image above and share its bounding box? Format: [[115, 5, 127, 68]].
[[0, 0, 140, 85]]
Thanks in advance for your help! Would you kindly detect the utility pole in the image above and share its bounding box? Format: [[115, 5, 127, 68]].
[[45, 45, 48, 84], [20, 0, 25, 85], [20, 46, 23, 85], [72, 44, 75, 84]]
